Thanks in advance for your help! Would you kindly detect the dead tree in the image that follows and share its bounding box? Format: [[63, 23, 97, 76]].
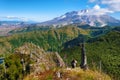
[[80, 42, 88, 70]]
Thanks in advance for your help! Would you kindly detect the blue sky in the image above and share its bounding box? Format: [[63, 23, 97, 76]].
[[0, 0, 120, 22]]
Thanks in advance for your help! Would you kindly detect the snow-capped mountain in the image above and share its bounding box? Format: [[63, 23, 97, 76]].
[[39, 9, 120, 27]]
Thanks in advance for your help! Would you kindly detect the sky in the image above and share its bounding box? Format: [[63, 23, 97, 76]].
[[0, 0, 120, 22]]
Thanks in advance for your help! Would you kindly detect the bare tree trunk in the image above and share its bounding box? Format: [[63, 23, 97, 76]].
[[80, 43, 88, 70]]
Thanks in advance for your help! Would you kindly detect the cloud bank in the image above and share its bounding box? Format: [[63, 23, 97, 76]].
[[89, 0, 120, 15], [83, 4, 113, 15], [101, 0, 120, 12], [0, 16, 31, 21]]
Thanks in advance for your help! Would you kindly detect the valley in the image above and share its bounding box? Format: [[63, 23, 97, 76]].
[[0, 23, 120, 80]]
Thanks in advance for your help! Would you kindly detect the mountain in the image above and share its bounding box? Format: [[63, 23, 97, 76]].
[[0, 17, 38, 36], [0, 16, 37, 28], [0, 21, 29, 36], [39, 9, 120, 27]]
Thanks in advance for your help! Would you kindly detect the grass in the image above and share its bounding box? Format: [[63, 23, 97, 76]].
[[24, 67, 111, 80]]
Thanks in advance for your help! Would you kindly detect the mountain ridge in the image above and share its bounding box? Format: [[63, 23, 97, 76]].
[[39, 9, 120, 27]]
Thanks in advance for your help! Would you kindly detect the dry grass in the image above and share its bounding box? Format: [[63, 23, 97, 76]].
[[24, 67, 111, 80]]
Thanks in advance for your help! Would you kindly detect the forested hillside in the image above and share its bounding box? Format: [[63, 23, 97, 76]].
[[0, 26, 89, 54], [60, 31, 120, 80]]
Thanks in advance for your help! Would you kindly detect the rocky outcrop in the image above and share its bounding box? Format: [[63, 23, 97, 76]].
[[15, 43, 65, 74]]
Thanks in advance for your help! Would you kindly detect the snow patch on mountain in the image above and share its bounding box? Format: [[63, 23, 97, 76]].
[[78, 9, 89, 15], [60, 15, 66, 19]]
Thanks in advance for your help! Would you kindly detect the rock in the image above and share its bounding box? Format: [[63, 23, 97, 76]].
[[15, 43, 65, 74]]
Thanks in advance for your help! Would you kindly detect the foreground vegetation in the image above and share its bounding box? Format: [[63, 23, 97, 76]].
[[25, 68, 111, 80]]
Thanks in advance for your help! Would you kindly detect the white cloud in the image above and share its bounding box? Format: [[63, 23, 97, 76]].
[[102, 0, 120, 4], [6, 16, 18, 19], [93, 4, 100, 10], [86, 4, 113, 15], [0, 16, 32, 21], [77, 4, 113, 16], [101, 0, 120, 11], [89, 0, 120, 12]]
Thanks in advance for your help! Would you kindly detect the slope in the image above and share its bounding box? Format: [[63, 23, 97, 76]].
[[25, 67, 111, 80], [60, 31, 120, 80], [0, 43, 65, 80], [0, 26, 90, 55]]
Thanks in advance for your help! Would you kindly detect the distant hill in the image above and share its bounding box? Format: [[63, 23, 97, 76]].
[[8, 25, 53, 34], [0, 21, 30, 36], [0, 16, 38, 36]]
